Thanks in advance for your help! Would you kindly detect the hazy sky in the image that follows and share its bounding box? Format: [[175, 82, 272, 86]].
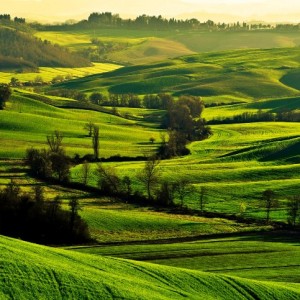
[[1, 0, 300, 22]]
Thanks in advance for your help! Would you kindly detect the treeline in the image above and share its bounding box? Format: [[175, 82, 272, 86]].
[[0, 14, 25, 23], [32, 12, 300, 32], [0, 28, 90, 71], [0, 180, 90, 244], [208, 110, 300, 124]]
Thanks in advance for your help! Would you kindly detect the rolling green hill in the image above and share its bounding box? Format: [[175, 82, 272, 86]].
[[0, 27, 90, 71], [35, 28, 300, 66], [0, 235, 299, 299], [54, 47, 300, 100]]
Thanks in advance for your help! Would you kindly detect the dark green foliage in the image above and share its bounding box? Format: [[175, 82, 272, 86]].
[[0, 181, 90, 244], [158, 95, 211, 158], [0, 84, 11, 109], [209, 110, 300, 124], [26, 131, 70, 183], [96, 163, 121, 194], [0, 28, 90, 70], [156, 181, 176, 206]]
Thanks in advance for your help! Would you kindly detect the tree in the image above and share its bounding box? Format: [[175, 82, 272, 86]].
[[137, 155, 160, 201], [261, 189, 278, 223], [96, 163, 121, 194], [0, 84, 11, 110], [49, 150, 70, 182], [47, 130, 63, 153], [81, 161, 90, 186], [84, 121, 95, 137], [122, 176, 132, 199], [175, 179, 195, 208], [287, 195, 300, 227], [92, 125, 100, 160], [199, 186, 207, 213], [69, 198, 80, 233], [156, 181, 176, 206]]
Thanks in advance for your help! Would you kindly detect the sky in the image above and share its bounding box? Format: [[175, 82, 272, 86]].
[[1, 0, 300, 23]]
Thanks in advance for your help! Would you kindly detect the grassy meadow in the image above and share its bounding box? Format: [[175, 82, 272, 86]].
[[74, 233, 300, 284], [0, 31, 300, 299], [35, 28, 300, 65], [1, 235, 299, 299], [55, 47, 300, 101], [0, 62, 121, 84]]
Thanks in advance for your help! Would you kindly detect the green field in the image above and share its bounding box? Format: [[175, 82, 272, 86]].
[[0, 235, 299, 299], [35, 28, 300, 65], [0, 62, 121, 84], [1, 87, 299, 222], [54, 47, 300, 101], [74, 233, 300, 284]]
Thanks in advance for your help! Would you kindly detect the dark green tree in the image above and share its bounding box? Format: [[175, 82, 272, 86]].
[[0, 84, 11, 110]]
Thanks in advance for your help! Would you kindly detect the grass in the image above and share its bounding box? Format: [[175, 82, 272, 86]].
[[73, 233, 300, 284], [0, 90, 160, 159], [0, 62, 121, 84], [55, 47, 300, 100], [1, 235, 300, 299], [35, 28, 300, 66], [78, 198, 265, 242]]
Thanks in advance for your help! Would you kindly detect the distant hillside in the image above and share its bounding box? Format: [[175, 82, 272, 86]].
[[0, 235, 299, 299], [55, 47, 300, 100], [0, 27, 91, 71]]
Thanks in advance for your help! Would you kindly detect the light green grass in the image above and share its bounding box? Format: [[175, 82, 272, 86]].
[[35, 28, 300, 66], [74, 233, 300, 284], [1, 235, 299, 299], [0, 90, 160, 158], [56, 47, 300, 99], [78, 199, 263, 242], [0, 62, 121, 84]]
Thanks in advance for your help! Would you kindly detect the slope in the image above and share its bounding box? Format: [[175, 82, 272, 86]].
[[54, 47, 300, 100], [0, 235, 299, 299], [0, 27, 90, 71]]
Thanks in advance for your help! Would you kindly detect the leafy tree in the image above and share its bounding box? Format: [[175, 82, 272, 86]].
[[49, 150, 70, 182], [156, 181, 176, 206], [0, 84, 11, 110], [69, 198, 80, 233], [96, 163, 121, 194], [122, 176, 132, 199]]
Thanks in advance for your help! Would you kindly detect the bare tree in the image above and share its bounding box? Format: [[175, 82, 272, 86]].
[[262, 189, 278, 223], [175, 179, 195, 208], [199, 186, 207, 212], [84, 121, 95, 137], [137, 155, 160, 201], [47, 130, 63, 153], [287, 195, 300, 227], [92, 125, 100, 160]]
